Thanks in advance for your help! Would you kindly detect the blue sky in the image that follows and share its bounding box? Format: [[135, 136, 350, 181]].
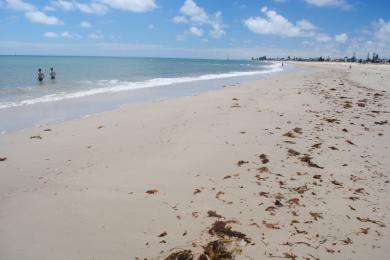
[[0, 0, 389, 58]]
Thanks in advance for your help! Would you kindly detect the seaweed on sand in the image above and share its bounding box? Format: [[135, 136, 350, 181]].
[[165, 250, 194, 260], [209, 221, 251, 243], [300, 155, 324, 169], [203, 239, 235, 260]]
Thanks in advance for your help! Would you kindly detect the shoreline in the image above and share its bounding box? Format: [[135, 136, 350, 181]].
[[0, 62, 287, 134], [0, 63, 389, 259]]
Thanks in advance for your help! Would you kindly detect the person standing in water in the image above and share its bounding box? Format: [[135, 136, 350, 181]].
[[50, 67, 56, 80], [37, 68, 44, 82]]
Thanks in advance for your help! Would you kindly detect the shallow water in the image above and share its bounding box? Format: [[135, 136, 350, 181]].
[[0, 56, 287, 132]]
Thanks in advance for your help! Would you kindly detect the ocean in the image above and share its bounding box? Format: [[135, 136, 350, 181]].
[[0, 56, 284, 132]]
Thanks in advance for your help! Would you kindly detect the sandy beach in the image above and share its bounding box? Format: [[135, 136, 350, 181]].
[[0, 63, 389, 259]]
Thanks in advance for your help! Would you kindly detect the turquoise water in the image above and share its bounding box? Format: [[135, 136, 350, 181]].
[[0, 56, 284, 132], [0, 56, 281, 108]]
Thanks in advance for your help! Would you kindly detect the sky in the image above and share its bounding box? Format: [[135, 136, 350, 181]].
[[0, 0, 389, 59]]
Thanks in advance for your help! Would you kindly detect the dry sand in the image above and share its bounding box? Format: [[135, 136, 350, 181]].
[[0, 62, 389, 260]]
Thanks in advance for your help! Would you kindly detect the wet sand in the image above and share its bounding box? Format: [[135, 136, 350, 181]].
[[0, 62, 389, 259]]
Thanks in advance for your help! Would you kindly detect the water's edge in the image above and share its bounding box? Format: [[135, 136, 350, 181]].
[[0, 63, 293, 134]]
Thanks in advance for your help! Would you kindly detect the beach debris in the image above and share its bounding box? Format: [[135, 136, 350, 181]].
[[288, 198, 300, 205], [146, 189, 159, 195], [257, 166, 269, 173], [359, 228, 370, 235], [331, 180, 343, 186], [310, 212, 323, 221], [325, 248, 335, 254], [329, 146, 339, 150], [259, 192, 270, 197], [288, 149, 300, 156], [291, 185, 309, 194], [158, 231, 168, 237], [216, 191, 224, 200], [354, 188, 367, 194], [274, 200, 283, 207], [30, 135, 42, 139], [165, 250, 193, 260], [209, 220, 250, 243], [197, 254, 208, 260], [346, 140, 355, 145], [323, 118, 339, 123], [208, 210, 223, 218], [312, 143, 322, 149], [356, 217, 386, 227], [43, 128, 52, 131], [374, 120, 388, 125], [313, 175, 322, 179], [259, 154, 269, 164], [263, 221, 280, 229], [341, 237, 353, 245], [0, 157, 7, 161], [292, 127, 303, 134], [283, 131, 296, 138], [223, 175, 231, 180], [193, 189, 202, 195], [300, 155, 324, 169], [344, 102, 352, 109], [265, 206, 277, 214], [97, 125, 104, 129], [237, 160, 248, 167], [203, 240, 234, 259]]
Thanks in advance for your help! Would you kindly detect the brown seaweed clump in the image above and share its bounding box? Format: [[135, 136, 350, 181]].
[[203, 240, 234, 259], [300, 155, 324, 169], [165, 250, 194, 260], [209, 221, 251, 243]]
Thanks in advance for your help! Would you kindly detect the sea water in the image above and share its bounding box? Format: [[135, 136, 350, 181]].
[[0, 56, 284, 132]]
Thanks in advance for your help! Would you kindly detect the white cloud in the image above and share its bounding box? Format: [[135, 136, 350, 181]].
[[100, 0, 156, 12], [51, 0, 108, 15], [209, 11, 225, 38], [243, 6, 346, 46], [243, 7, 305, 37], [297, 19, 317, 31], [334, 33, 348, 43], [51, 0, 73, 10], [189, 26, 203, 37], [174, 0, 226, 39], [4, 0, 34, 11], [4, 0, 63, 25], [304, 0, 351, 9], [180, 0, 208, 24], [172, 15, 188, 24], [43, 31, 78, 38], [80, 21, 92, 28], [315, 33, 332, 42], [43, 5, 56, 11], [43, 31, 59, 38], [148, 24, 155, 30], [61, 31, 73, 38], [25, 11, 64, 25], [374, 19, 390, 42], [88, 33, 103, 39]]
